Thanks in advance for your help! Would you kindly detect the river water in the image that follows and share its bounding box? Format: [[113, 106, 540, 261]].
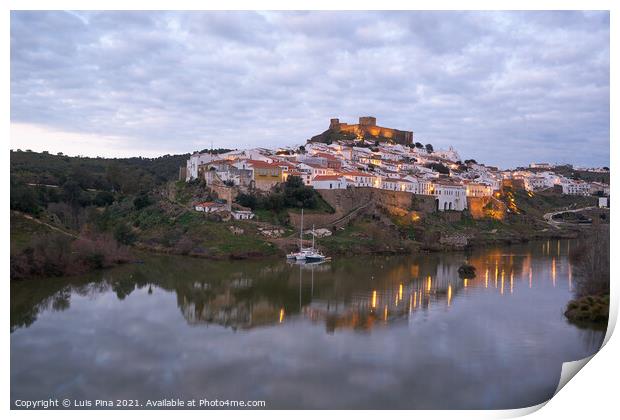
[[11, 239, 605, 409]]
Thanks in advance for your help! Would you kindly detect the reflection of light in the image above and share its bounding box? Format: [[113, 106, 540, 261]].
[[399, 283, 403, 300], [510, 271, 514, 294], [568, 264, 573, 291], [413, 292, 417, 309], [447, 284, 452, 306], [384, 305, 388, 321], [464, 278, 468, 288], [485, 268, 489, 288], [279, 308, 285, 323], [552, 258, 556, 287], [427, 276, 432, 292], [501, 270, 505, 295], [529, 267, 532, 288], [557, 241, 560, 256], [495, 264, 499, 287], [372, 290, 377, 309]]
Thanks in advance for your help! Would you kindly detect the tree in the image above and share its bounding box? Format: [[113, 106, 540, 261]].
[[415, 142, 424, 149], [114, 223, 136, 245], [425, 144, 434, 153], [61, 180, 83, 208], [94, 191, 115, 207], [133, 193, 152, 210], [426, 162, 449, 175], [236, 193, 258, 209]]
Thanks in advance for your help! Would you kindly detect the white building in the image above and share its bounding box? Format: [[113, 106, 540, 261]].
[[434, 181, 468, 211], [561, 181, 590, 196], [342, 171, 375, 187], [464, 182, 493, 197], [311, 175, 348, 190], [195, 201, 227, 213], [231, 210, 255, 220]]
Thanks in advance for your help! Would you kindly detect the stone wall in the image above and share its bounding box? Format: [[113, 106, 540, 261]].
[[288, 187, 437, 229], [468, 197, 506, 220]]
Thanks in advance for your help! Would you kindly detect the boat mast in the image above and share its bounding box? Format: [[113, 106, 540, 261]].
[[299, 208, 304, 251], [312, 224, 315, 249]]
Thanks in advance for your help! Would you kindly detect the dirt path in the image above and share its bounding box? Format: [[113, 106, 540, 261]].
[[12, 211, 78, 238]]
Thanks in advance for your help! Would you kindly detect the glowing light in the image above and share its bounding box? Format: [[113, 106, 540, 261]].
[[501, 270, 505, 295], [372, 290, 377, 309], [447, 284, 452, 306], [279, 308, 285, 323], [399, 283, 403, 300]]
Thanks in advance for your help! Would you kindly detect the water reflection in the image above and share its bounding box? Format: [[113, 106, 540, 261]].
[[11, 239, 605, 409], [11, 239, 589, 334]]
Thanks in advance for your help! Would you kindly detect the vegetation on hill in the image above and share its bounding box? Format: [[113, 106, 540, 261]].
[[564, 224, 609, 329]]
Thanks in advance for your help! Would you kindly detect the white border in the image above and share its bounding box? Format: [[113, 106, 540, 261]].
[[3, 1, 616, 419]]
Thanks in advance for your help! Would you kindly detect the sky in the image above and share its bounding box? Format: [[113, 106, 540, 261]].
[[10, 11, 610, 168]]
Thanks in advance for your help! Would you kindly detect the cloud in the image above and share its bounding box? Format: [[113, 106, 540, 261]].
[[10, 11, 609, 167]]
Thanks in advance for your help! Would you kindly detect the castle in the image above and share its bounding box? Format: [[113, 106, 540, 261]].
[[310, 116, 414, 145]]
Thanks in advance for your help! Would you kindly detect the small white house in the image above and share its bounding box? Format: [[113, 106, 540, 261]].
[[598, 197, 609, 208], [231, 210, 255, 220], [311, 175, 348, 190], [195, 202, 227, 213]]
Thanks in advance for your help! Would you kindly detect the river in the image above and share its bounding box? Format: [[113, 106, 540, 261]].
[[11, 239, 605, 409]]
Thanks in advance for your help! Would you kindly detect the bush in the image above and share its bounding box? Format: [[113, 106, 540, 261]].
[[133, 193, 152, 210], [114, 223, 137, 245], [10, 232, 130, 280]]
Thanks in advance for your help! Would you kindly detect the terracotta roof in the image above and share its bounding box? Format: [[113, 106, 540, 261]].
[[245, 159, 281, 169], [313, 175, 346, 181], [343, 171, 374, 177], [195, 201, 225, 207]]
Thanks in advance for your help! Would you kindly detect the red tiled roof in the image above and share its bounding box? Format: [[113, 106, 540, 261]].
[[313, 175, 346, 181], [195, 201, 225, 207], [245, 159, 281, 169], [343, 171, 374, 177]]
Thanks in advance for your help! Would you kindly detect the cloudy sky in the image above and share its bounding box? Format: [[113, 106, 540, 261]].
[[11, 11, 609, 168]]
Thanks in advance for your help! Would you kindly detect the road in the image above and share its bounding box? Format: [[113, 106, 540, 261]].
[[543, 206, 599, 228]]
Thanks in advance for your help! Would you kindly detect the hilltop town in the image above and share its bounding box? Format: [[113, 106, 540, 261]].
[[184, 116, 610, 219], [9, 116, 610, 277]]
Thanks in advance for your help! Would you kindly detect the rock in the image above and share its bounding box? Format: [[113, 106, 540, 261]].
[[458, 264, 476, 278], [258, 227, 285, 238], [304, 228, 332, 238], [439, 234, 468, 249], [229, 226, 244, 235]]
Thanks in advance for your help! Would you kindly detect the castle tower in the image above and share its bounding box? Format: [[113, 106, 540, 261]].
[[359, 116, 377, 126]]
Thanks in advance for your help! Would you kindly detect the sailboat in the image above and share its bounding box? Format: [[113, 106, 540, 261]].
[[286, 209, 313, 260], [286, 210, 327, 262], [304, 225, 326, 263]]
